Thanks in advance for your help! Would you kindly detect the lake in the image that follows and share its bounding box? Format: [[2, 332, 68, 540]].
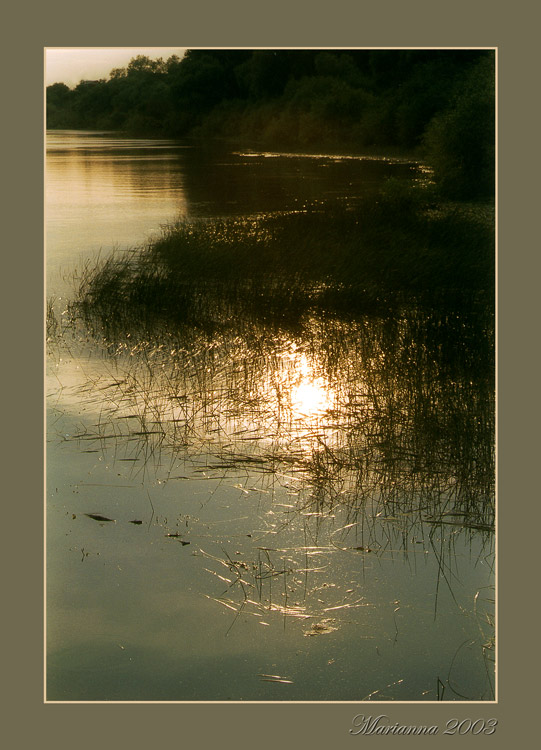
[[46, 130, 495, 701]]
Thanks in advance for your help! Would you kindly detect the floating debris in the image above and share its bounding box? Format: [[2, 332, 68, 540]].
[[165, 533, 190, 545], [303, 619, 338, 637], [84, 513, 115, 523], [258, 673, 293, 684]]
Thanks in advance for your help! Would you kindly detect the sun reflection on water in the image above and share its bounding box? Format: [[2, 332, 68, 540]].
[[290, 354, 332, 420], [280, 349, 335, 423], [291, 379, 330, 417]]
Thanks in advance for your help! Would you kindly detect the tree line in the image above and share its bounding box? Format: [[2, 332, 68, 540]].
[[47, 49, 495, 199]]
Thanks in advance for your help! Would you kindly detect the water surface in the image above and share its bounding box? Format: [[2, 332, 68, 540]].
[[46, 131, 494, 702]]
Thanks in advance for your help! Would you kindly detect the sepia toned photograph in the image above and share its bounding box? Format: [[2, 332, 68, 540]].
[[45, 47, 495, 702]]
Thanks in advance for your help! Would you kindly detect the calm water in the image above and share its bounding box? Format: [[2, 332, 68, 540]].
[[46, 131, 495, 702], [46, 131, 420, 295]]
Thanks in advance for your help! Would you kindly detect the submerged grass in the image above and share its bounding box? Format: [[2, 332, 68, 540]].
[[50, 177, 495, 531], [49, 178, 494, 624], [50, 296, 495, 539], [47, 166, 495, 701]]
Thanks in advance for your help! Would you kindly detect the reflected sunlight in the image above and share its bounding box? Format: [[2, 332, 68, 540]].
[[287, 351, 333, 420], [291, 379, 331, 417]]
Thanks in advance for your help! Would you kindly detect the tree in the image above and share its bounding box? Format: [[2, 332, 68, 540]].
[[168, 51, 228, 132], [423, 54, 495, 199], [235, 51, 291, 99], [46, 83, 74, 128], [127, 55, 167, 76]]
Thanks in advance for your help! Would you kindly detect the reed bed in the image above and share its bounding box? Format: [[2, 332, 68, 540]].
[[68, 183, 494, 338], [48, 288, 495, 698], [50, 289, 495, 541], [44, 151, 499, 700]]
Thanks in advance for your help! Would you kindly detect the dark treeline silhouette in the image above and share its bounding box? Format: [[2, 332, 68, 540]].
[[47, 49, 495, 199]]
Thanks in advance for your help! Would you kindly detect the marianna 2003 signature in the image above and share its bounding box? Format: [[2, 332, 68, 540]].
[[349, 715, 498, 736]]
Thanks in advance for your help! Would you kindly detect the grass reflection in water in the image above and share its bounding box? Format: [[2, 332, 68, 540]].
[[47, 203, 495, 700]]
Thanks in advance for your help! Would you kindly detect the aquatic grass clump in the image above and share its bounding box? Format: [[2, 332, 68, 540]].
[[50, 279, 495, 700], [71, 182, 494, 340], [59, 179, 495, 540], [57, 296, 495, 537]]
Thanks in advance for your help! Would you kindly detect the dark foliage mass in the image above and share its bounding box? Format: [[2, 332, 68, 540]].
[[73, 181, 495, 341], [47, 49, 495, 199]]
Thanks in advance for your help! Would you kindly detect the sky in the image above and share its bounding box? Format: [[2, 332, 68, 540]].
[[45, 48, 187, 87]]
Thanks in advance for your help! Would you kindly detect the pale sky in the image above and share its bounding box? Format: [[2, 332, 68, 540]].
[[45, 48, 187, 87]]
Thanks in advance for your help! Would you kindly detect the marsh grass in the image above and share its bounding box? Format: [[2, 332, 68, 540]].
[[47, 181, 495, 697], [48, 318, 494, 698], [69, 181, 494, 337], [50, 183, 495, 529], [50, 288, 495, 544]]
